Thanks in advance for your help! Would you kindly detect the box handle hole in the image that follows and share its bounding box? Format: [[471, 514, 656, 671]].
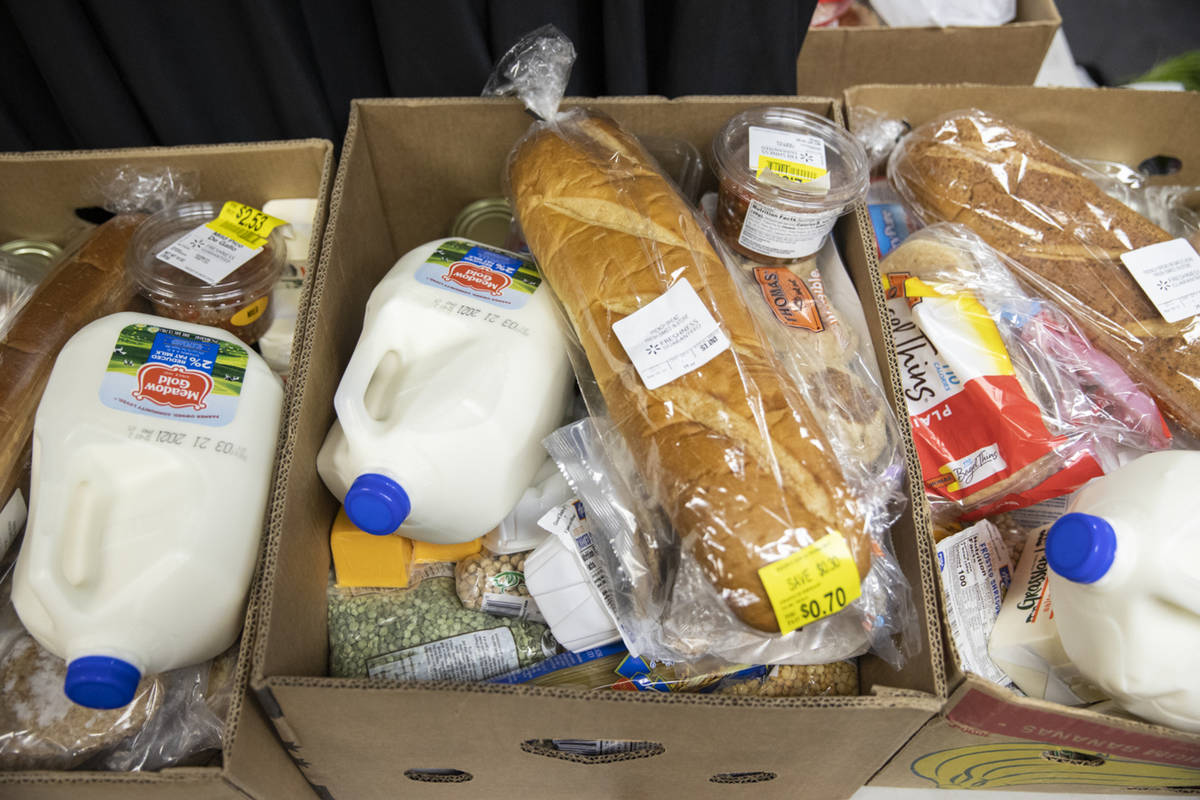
[[1040, 749, 1107, 767], [520, 739, 663, 764], [1138, 155, 1183, 177], [710, 771, 778, 784], [404, 768, 473, 783]]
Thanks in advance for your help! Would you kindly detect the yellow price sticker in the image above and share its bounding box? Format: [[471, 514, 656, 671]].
[[755, 155, 829, 184], [206, 201, 287, 250], [758, 532, 862, 634]]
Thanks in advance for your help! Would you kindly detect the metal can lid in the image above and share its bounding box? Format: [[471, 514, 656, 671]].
[[1, 239, 63, 268], [449, 198, 514, 249]]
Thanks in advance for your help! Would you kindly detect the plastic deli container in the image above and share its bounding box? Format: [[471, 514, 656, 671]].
[[127, 201, 286, 344], [712, 107, 869, 264]]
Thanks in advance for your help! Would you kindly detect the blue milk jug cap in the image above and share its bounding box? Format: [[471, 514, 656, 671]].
[[1046, 512, 1117, 584], [65, 656, 141, 709], [345, 473, 411, 535]]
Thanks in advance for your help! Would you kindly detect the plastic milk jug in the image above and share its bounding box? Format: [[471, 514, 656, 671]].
[[12, 312, 283, 709], [317, 238, 572, 543], [1044, 450, 1200, 732]]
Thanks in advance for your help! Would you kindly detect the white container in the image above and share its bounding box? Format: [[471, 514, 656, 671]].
[[1044, 450, 1200, 731], [484, 457, 571, 554], [525, 501, 622, 653], [12, 312, 283, 709], [317, 238, 572, 543]]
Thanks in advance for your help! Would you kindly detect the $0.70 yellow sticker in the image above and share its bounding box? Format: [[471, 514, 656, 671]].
[[757, 532, 862, 634], [206, 201, 287, 250]]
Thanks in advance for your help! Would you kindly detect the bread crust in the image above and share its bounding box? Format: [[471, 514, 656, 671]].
[[0, 215, 144, 505], [890, 110, 1200, 438], [510, 111, 870, 633]]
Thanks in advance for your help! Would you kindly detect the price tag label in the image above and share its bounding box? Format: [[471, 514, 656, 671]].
[[611, 279, 731, 390], [156, 201, 287, 286], [748, 126, 830, 192], [1119, 238, 1200, 323], [758, 532, 861, 634], [206, 201, 287, 249]]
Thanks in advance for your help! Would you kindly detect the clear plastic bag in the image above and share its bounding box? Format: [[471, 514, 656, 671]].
[[93, 164, 198, 215], [328, 573, 558, 679], [888, 109, 1200, 442], [454, 548, 544, 622], [0, 252, 41, 343], [880, 223, 1171, 520], [494, 26, 916, 667]]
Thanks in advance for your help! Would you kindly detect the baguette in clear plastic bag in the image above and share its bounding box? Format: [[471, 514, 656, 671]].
[[492, 27, 915, 666]]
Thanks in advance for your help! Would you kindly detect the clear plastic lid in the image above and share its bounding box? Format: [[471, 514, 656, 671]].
[[711, 107, 869, 213], [127, 201, 286, 306]]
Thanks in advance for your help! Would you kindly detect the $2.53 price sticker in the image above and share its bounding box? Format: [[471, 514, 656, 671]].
[[758, 532, 861, 634], [206, 201, 287, 249]]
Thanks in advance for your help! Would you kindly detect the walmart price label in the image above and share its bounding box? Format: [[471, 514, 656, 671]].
[[611, 279, 730, 390]]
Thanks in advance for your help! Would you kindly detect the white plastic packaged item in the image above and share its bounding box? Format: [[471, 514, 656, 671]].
[[988, 527, 1107, 706], [11, 311, 283, 709], [1043, 451, 1200, 732], [935, 520, 1012, 687], [871, 0, 1015, 27], [712, 106, 869, 263], [524, 499, 622, 653], [258, 198, 319, 377], [317, 238, 572, 542], [483, 456, 568, 554]]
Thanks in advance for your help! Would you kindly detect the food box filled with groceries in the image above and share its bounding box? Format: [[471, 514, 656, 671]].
[[0, 141, 332, 799], [252, 28, 944, 800], [845, 83, 1200, 794]]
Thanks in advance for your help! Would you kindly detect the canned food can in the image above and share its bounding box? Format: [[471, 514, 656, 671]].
[[1, 239, 63, 270], [449, 198, 515, 250]]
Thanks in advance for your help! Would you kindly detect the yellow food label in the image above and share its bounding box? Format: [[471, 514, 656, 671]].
[[758, 533, 862, 634], [206, 201, 287, 250], [230, 296, 269, 327], [755, 155, 829, 184]]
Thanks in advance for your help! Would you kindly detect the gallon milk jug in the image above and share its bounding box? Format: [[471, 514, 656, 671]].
[[1044, 450, 1200, 732], [317, 238, 572, 543], [12, 312, 283, 709]]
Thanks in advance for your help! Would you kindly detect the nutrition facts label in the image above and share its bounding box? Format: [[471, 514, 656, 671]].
[[738, 201, 838, 260]]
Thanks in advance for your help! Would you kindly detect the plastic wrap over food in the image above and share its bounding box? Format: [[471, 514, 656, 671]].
[[494, 27, 915, 665], [888, 109, 1200, 441], [0, 252, 40, 342], [93, 164, 198, 215], [880, 223, 1171, 520]]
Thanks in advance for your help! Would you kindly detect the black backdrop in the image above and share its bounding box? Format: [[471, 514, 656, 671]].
[[0, 0, 817, 152]]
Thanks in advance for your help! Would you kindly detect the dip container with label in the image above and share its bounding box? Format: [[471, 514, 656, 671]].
[[127, 201, 286, 344], [712, 107, 868, 264]]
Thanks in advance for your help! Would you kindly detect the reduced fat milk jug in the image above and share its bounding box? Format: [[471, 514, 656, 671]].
[[12, 312, 283, 709], [1045, 450, 1200, 732], [317, 238, 572, 543]]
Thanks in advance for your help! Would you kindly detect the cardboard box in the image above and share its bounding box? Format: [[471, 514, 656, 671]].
[[842, 84, 1200, 794], [0, 140, 334, 799], [796, 0, 1060, 98], [251, 95, 947, 800]]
